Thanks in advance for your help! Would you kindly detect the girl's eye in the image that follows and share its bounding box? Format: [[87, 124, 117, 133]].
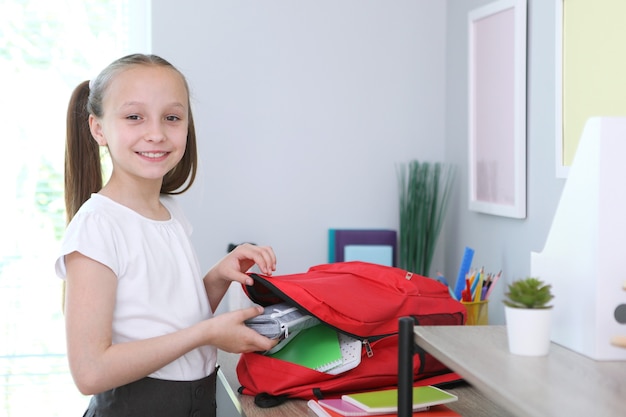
[[126, 115, 141, 121], [166, 115, 181, 122]]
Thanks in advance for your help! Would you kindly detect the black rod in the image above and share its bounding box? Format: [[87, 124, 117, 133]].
[[398, 316, 414, 417]]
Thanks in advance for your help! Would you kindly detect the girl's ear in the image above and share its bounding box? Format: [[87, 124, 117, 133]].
[[89, 114, 107, 146]]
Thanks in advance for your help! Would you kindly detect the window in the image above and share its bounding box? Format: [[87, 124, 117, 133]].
[[0, 1, 148, 415]]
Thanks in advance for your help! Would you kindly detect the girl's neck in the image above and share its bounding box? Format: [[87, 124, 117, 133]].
[[99, 179, 169, 221]]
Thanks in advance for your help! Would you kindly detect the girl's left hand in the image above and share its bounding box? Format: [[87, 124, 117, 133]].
[[210, 243, 276, 286]]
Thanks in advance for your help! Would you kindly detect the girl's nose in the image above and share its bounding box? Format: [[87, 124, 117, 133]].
[[144, 121, 166, 142]]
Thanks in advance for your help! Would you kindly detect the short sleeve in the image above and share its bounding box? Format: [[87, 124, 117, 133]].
[[54, 209, 123, 279]]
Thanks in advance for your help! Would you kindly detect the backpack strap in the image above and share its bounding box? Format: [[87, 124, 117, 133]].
[[253, 392, 289, 408], [312, 387, 324, 399]]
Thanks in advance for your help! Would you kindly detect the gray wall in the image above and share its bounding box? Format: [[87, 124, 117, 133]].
[[152, 0, 566, 323], [152, 0, 447, 275], [444, 0, 565, 323]]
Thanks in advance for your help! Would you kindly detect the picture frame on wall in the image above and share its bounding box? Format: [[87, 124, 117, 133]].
[[467, 0, 527, 219]]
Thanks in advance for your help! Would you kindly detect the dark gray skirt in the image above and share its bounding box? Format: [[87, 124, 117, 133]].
[[83, 369, 217, 417]]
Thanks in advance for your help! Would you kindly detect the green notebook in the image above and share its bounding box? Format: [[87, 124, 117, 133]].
[[342, 386, 457, 413], [268, 324, 343, 371]]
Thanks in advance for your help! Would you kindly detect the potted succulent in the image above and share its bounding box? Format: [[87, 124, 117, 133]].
[[503, 277, 554, 356]]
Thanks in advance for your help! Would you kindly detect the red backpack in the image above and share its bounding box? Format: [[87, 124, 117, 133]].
[[235, 261, 466, 406]]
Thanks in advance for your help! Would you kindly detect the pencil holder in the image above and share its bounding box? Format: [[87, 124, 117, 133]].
[[462, 300, 488, 325]]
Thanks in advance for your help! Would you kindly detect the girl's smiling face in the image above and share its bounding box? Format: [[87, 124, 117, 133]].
[[89, 64, 190, 189]]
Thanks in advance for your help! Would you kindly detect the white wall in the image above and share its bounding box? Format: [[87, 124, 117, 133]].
[[151, 1, 447, 275], [151, 1, 567, 324], [444, 0, 566, 323]]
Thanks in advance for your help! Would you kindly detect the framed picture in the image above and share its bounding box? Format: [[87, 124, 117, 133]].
[[468, 0, 527, 219]]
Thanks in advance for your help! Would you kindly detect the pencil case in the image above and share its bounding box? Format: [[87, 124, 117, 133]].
[[245, 302, 320, 353]]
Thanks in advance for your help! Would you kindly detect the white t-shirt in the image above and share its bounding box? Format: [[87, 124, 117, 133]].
[[55, 193, 216, 381]]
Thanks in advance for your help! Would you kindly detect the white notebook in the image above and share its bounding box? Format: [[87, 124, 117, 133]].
[[326, 332, 362, 375]]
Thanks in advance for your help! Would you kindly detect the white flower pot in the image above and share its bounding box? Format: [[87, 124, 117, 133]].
[[504, 306, 552, 356]]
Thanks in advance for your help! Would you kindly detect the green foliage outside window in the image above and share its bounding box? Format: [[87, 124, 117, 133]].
[[0, 1, 134, 415]]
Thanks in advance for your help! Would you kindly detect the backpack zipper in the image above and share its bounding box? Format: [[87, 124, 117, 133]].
[[363, 339, 374, 358]]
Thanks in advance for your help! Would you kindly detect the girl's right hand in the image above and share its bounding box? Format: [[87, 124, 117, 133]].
[[206, 306, 278, 353]]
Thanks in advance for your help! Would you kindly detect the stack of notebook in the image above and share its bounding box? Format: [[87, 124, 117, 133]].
[[307, 386, 460, 416]]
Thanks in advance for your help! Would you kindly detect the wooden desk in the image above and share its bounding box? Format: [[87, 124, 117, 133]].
[[414, 325, 626, 417], [236, 394, 309, 417], [217, 351, 310, 417], [218, 351, 513, 416], [233, 384, 512, 417]]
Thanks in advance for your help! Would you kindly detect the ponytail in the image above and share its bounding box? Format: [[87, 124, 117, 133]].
[[63, 54, 197, 224], [64, 80, 102, 223]]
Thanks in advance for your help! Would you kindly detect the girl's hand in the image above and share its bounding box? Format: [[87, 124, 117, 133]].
[[204, 243, 276, 310], [206, 306, 278, 353], [209, 243, 276, 286]]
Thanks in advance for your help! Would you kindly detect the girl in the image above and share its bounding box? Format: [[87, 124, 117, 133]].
[[56, 54, 277, 417]]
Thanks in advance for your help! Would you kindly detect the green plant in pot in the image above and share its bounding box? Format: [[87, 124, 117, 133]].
[[503, 277, 554, 309], [504, 277, 555, 356], [396, 160, 455, 277]]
